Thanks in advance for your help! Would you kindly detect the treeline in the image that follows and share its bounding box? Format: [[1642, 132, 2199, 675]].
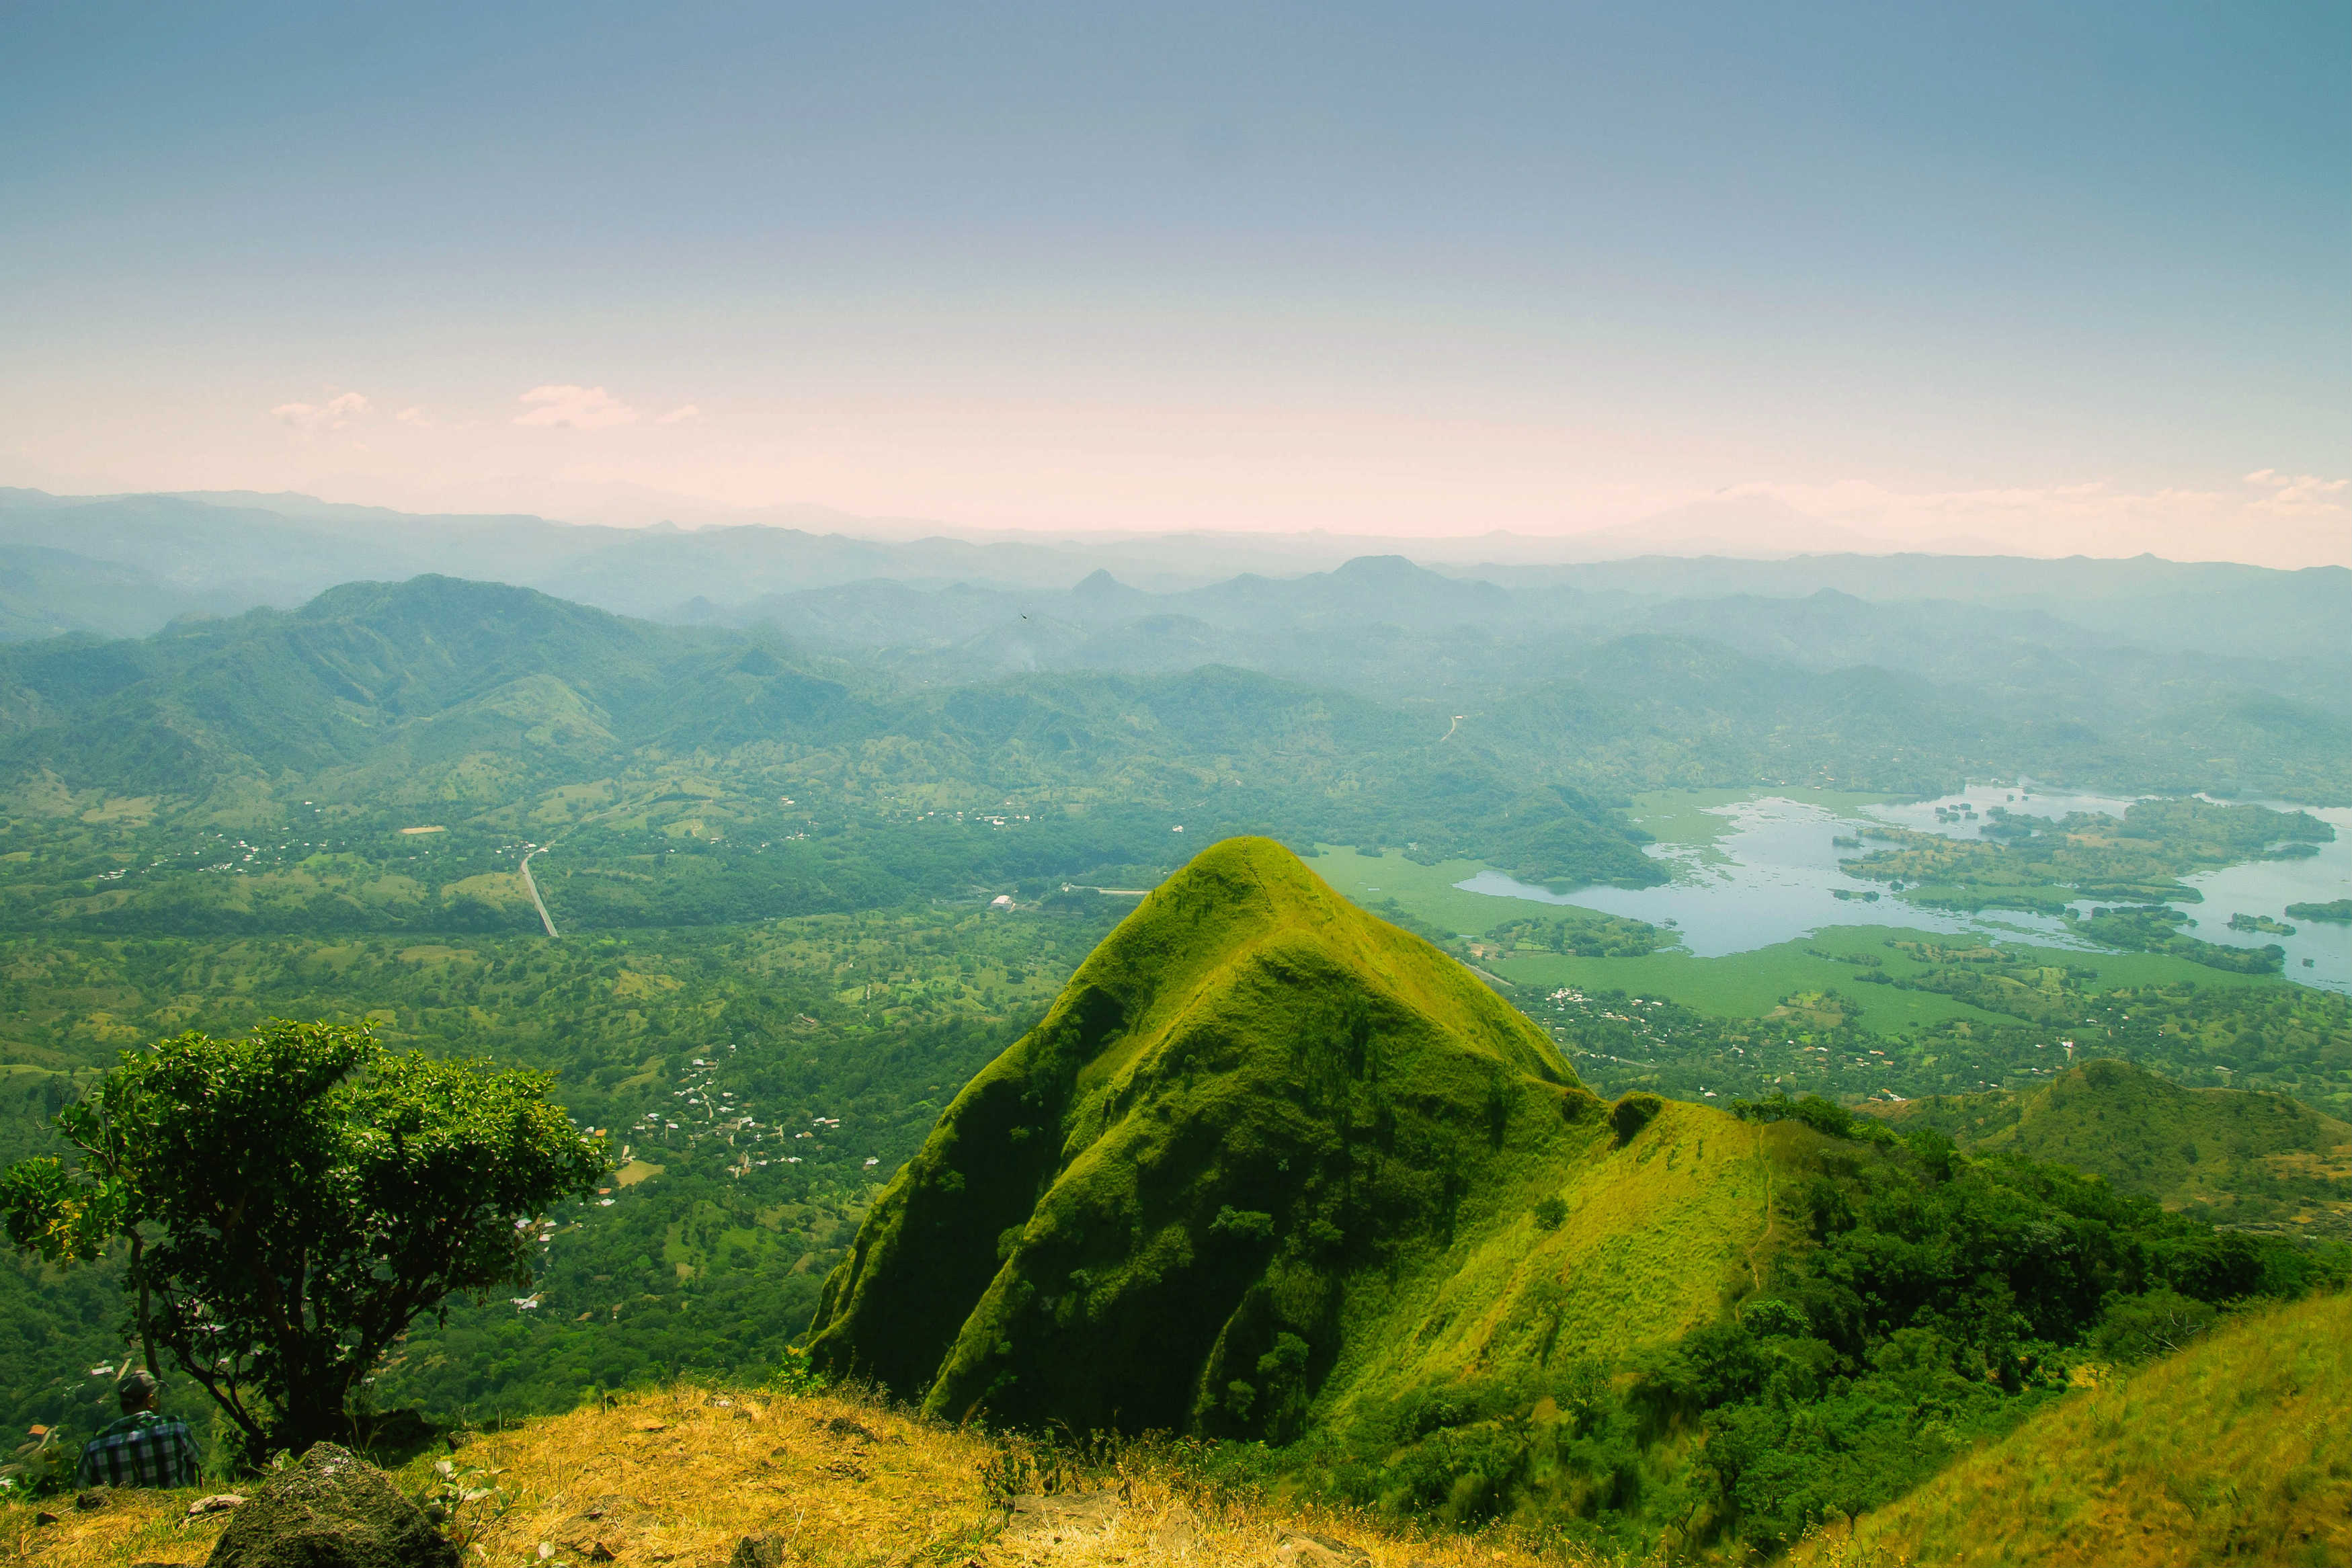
[[1265, 1122, 2345, 1555]]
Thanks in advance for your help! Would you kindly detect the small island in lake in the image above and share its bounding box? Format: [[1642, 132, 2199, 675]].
[[2229, 913, 2297, 936]]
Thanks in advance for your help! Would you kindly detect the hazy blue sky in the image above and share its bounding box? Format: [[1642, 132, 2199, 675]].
[[3, 2, 2345, 558]]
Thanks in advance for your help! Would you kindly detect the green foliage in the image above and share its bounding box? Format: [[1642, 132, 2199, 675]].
[[796, 840, 2350, 1555], [1, 558, 2348, 1544], [1301, 1132, 2343, 1556], [1486, 911, 1675, 958], [421, 1451, 514, 1554], [1607, 1092, 1662, 1144], [2068, 906, 2282, 973], [0, 1424, 76, 1499], [0, 577, 1662, 897], [0, 1020, 606, 1457], [1730, 1091, 1895, 1145], [0, 901, 1103, 1437], [2087, 1287, 2220, 1364], [1825, 1292, 2352, 1565], [764, 1344, 829, 1398], [2287, 898, 2352, 921], [1535, 937, 2352, 1126], [1209, 1206, 1276, 1243]]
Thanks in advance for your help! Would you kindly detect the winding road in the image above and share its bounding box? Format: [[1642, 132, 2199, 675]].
[[519, 846, 560, 938]]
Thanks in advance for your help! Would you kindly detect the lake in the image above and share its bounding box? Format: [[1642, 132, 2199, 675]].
[[1456, 785, 2351, 995]]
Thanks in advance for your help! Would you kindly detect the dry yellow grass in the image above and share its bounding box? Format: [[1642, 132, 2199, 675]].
[[1, 1384, 1607, 1568]]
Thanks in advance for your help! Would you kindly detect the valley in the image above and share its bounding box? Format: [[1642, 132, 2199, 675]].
[[8, 11, 2345, 1559], [2, 528, 2349, 1563]]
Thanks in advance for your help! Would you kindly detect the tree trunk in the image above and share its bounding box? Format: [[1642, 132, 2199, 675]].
[[130, 1233, 162, 1383]]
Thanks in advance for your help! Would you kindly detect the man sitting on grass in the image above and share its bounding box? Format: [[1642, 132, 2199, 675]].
[[77, 1369, 201, 1488]]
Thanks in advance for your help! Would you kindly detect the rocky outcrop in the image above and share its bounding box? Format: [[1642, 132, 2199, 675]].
[[205, 1443, 456, 1568]]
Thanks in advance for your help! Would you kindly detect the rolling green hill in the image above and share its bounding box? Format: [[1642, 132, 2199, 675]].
[[1804, 1289, 2352, 1567], [0, 575, 1660, 893], [0, 575, 848, 787], [1878, 1059, 2352, 1238]]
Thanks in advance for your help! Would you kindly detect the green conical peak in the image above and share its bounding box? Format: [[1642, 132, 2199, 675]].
[[804, 835, 1600, 1432], [1041, 835, 1571, 1093]]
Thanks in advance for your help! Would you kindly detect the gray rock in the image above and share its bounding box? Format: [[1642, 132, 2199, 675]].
[[1274, 1532, 1371, 1568], [729, 1534, 792, 1568], [1004, 1489, 1123, 1544], [204, 1442, 457, 1568], [555, 1495, 650, 1561]]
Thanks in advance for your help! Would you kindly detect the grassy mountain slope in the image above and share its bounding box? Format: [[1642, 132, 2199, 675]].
[[807, 836, 1799, 1458], [815, 837, 1620, 1426], [1309, 1092, 1788, 1440], [1805, 1290, 2352, 1567], [1877, 1059, 2352, 1237]]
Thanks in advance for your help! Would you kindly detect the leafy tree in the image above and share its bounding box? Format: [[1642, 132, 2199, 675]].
[[0, 1020, 605, 1459]]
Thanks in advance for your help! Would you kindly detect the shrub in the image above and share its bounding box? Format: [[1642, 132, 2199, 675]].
[[2093, 1288, 2220, 1363], [1609, 1092, 1664, 1144]]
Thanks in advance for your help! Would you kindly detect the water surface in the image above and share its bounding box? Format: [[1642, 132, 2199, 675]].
[[1456, 786, 2348, 994]]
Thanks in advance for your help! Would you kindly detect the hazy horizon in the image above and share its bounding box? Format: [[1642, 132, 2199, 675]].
[[4, 3, 2345, 567]]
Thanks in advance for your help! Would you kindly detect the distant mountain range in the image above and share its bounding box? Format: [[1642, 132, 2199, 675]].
[[4, 486, 2349, 815], [5, 562, 2347, 833], [7, 487, 2348, 661]]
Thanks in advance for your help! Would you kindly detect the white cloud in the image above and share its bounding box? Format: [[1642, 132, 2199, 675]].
[[654, 404, 700, 425], [514, 384, 638, 429], [2242, 469, 2349, 515], [271, 392, 371, 432], [395, 406, 432, 426]]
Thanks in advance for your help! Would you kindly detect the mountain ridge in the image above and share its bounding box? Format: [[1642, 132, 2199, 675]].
[[0, 575, 1665, 891]]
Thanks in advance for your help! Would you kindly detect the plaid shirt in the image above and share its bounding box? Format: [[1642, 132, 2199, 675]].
[[76, 1411, 201, 1489]]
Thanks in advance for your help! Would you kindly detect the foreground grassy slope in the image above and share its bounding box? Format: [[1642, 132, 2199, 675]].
[[1803, 1290, 2352, 1567], [1878, 1059, 2352, 1237], [6, 1382, 1591, 1568]]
